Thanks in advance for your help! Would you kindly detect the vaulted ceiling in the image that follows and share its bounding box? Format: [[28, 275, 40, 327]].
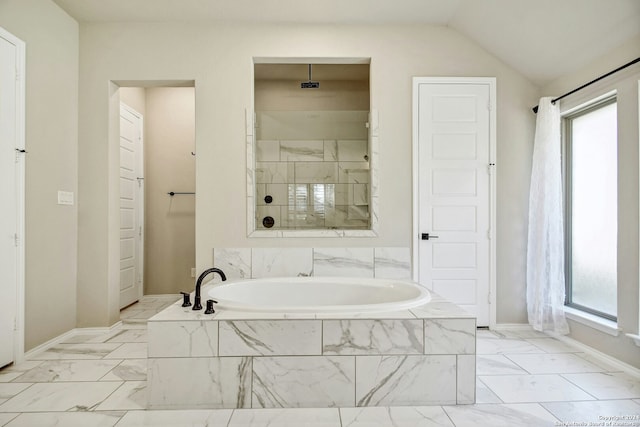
[[52, 0, 640, 86]]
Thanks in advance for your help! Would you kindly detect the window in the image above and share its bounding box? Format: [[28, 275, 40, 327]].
[[564, 97, 618, 320]]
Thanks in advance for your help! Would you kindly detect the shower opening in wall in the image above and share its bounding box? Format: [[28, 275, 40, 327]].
[[251, 59, 375, 236]]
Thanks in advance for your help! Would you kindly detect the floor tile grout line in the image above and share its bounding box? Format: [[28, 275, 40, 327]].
[[572, 352, 625, 373], [111, 410, 129, 427], [559, 372, 612, 401], [501, 353, 534, 375], [0, 382, 37, 410], [0, 413, 20, 427], [225, 407, 235, 427], [440, 404, 458, 427], [476, 376, 505, 404]]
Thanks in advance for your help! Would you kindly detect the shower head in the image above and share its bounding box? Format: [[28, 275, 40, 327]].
[[301, 64, 319, 89]]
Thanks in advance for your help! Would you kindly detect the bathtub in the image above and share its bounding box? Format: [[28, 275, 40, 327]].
[[207, 276, 431, 313], [148, 276, 476, 409]]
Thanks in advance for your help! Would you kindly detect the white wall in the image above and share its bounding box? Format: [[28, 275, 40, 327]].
[[121, 86, 199, 295], [0, 0, 79, 350], [144, 87, 196, 295], [255, 79, 370, 111], [77, 22, 539, 327], [119, 87, 146, 117], [542, 36, 640, 368]]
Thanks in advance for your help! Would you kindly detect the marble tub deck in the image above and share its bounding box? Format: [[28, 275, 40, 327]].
[[147, 287, 477, 409]]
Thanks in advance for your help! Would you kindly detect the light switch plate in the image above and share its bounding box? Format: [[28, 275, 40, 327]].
[[57, 191, 74, 205]]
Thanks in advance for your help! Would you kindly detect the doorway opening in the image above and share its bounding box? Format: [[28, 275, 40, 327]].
[[115, 83, 196, 320]]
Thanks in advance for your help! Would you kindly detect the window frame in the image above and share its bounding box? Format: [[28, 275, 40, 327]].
[[562, 95, 618, 322]]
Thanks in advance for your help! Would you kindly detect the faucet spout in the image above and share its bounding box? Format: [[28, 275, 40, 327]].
[[193, 267, 227, 310]]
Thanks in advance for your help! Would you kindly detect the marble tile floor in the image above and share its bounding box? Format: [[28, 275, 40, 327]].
[[0, 297, 639, 426]]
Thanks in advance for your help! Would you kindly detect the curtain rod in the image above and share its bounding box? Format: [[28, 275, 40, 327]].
[[532, 57, 640, 113]]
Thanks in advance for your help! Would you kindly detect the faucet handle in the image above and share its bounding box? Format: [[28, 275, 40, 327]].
[[180, 292, 192, 307], [205, 299, 217, 315]]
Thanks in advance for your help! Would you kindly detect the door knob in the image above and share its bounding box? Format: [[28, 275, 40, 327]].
[[421, 233, 439, 240]]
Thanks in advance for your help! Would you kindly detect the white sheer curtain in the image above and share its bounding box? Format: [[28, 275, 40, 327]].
[[526, 97, 570, 335]]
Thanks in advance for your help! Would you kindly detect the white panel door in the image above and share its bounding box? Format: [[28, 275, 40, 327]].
[[415, 81, 494, 326], [0, 31, 19, 367], [120, 104, 144, 308]]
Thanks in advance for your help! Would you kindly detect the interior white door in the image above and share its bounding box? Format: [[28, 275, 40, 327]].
[[0, 31, 19, 367], [120, 104, 144, 309], [415, 80, 493, 326]]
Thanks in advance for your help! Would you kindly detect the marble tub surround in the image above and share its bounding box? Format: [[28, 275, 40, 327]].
[[147, 291, 476, 409], [1, 295, 640, 426], [313, 247, 374, 277], [212, 246, 411, 281], [323, 320, 423, 356]]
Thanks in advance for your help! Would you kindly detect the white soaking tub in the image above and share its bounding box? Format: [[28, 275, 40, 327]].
[[207, 276, 430, 313]]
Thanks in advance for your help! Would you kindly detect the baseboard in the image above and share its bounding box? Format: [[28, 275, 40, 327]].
[[23, 321, 124, 361], [549, 332, 640, 378], [491, 322, 640, 378], [23, 329, 77, 360], [143, 294, 181, 300], [491, 323, 534, 331]]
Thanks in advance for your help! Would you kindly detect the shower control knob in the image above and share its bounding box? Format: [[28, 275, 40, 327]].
[[264, 195, 273, 204], [262, 216, 275, 228]]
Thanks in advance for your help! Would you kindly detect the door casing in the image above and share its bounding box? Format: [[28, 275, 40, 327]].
[[412, 76, 497, 328], [0, 26, 26, 365]]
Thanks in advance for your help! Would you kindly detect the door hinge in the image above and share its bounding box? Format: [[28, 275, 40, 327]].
[[487, 101, 492, 111], [15, 148, 26, 163], [15, 68, 20, 81], [14, 233, 19, 247], [487, 229, 492, 239], [139, 226, 142, 238], [487, 291, 491, 304]]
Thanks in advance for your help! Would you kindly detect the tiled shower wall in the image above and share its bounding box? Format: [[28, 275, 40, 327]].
[[212, 247, 411, 281], [253, 110, 371, 231], [255, 139, 370, 229]]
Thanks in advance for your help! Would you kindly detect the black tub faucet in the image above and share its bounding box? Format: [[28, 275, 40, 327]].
[[193, 267, 226, 310]]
